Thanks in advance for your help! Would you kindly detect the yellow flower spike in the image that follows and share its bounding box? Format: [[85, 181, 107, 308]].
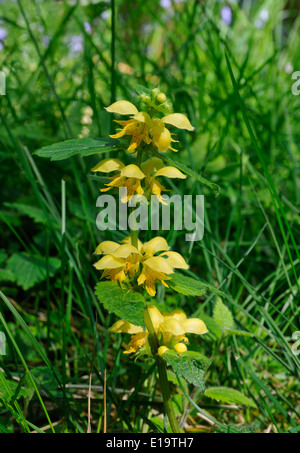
[[174, 343, 187, 355], [147, 305, 165, 331], [120, 164, 145, 180], [142, 237, 169, 257], [92, 158, 125, 173], [158, 346, 169, 356], [161, 113, 194, 131], [160, 251, 189, 270], [182, 318, 208, 335], [94, 241, 120, 255], [93, 255, 124, 270], [105, 100, 139, 115]]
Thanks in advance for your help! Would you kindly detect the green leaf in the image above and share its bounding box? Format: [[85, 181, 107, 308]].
[[204, 387, 256, 408], [161, 350, 211, 392], [198, 314, 223, 340], [6, 253, 61, 290], [34, 137, 119, 161], [225, 328, 253, 338], [4, 203, 47, 225], [0, 250, 7, 266], [95, 281, 145, 328], [168, 273, 224, 297], [213, 297, 234, 331], [159, 154, 220, 196]]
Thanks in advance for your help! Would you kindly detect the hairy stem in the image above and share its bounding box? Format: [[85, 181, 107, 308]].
[[144, 308, 180, 433]]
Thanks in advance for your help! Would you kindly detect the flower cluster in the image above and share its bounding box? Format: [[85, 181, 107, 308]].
[[94, 236, 188, 296], [92, 156, 186, 204], [106, 100, 194, 153], [110, 305, 208, 356]]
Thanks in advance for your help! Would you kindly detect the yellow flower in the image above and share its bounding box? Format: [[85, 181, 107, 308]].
[[94, 241, 141, 285], [92, 158, 145, 203], [106, 100, 194, 153], [106, 101, 152, 151], [138, 237, 189, 296], [141, 157, 186, 204], [94, 236, 188, 297], [109, 305, 208, 355], [136, 111, 194, 153]]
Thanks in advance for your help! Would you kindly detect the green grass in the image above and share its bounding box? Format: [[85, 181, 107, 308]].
[[0, 0, 299, 433]]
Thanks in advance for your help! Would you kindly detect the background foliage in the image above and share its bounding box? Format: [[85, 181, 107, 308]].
[[0, 0, 299, 433]]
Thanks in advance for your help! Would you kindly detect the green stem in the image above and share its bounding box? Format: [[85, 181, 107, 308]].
[[133, 146, 180, 433], [144, 308, 180, 433]]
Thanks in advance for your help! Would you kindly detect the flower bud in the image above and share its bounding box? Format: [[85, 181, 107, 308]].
[[158, 346, 169, 356], [157, 92, 167, 103], [174, 343, 187, 355]]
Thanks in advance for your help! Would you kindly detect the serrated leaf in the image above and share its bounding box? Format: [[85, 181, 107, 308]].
[[198, 314, 223, 340], [161, 350, 211, 392], [34, 137, 119, 161], [6, 253, 61, 290], [159, 154, 220, 196], [213, 297, 234, 331], [168, 273, 224, 297], [204, 387, 256, 408], [0, 268, 15, 282], [95, 281, 145, 328]]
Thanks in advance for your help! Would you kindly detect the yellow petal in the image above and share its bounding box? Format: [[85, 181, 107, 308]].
[[109, 320, 126, 333], [147, 305, 165, 331], [105, 100, 138, 115], [163, 309, 187, 322], [120, 164, 145, 180], [155, 127, 172, 153], [161, 251, 189, 269], [143, 256, 174, 274], [142, 237, 169, 256], [154, 166, 186, 179], [161, 318, 185, 336], [182, 318, 208, 335], [158, 346, 169, 356], [122, 235, 143, 251], [92, 158, 125, 173], [141, 157, 164, 176], [133, 111, 152, 126], [94, 241, 120, 255], [109, 320, 143, 334], [111, 244, 141, 259], [94, 255, 124, 270], [162, 113, 194, 131]]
